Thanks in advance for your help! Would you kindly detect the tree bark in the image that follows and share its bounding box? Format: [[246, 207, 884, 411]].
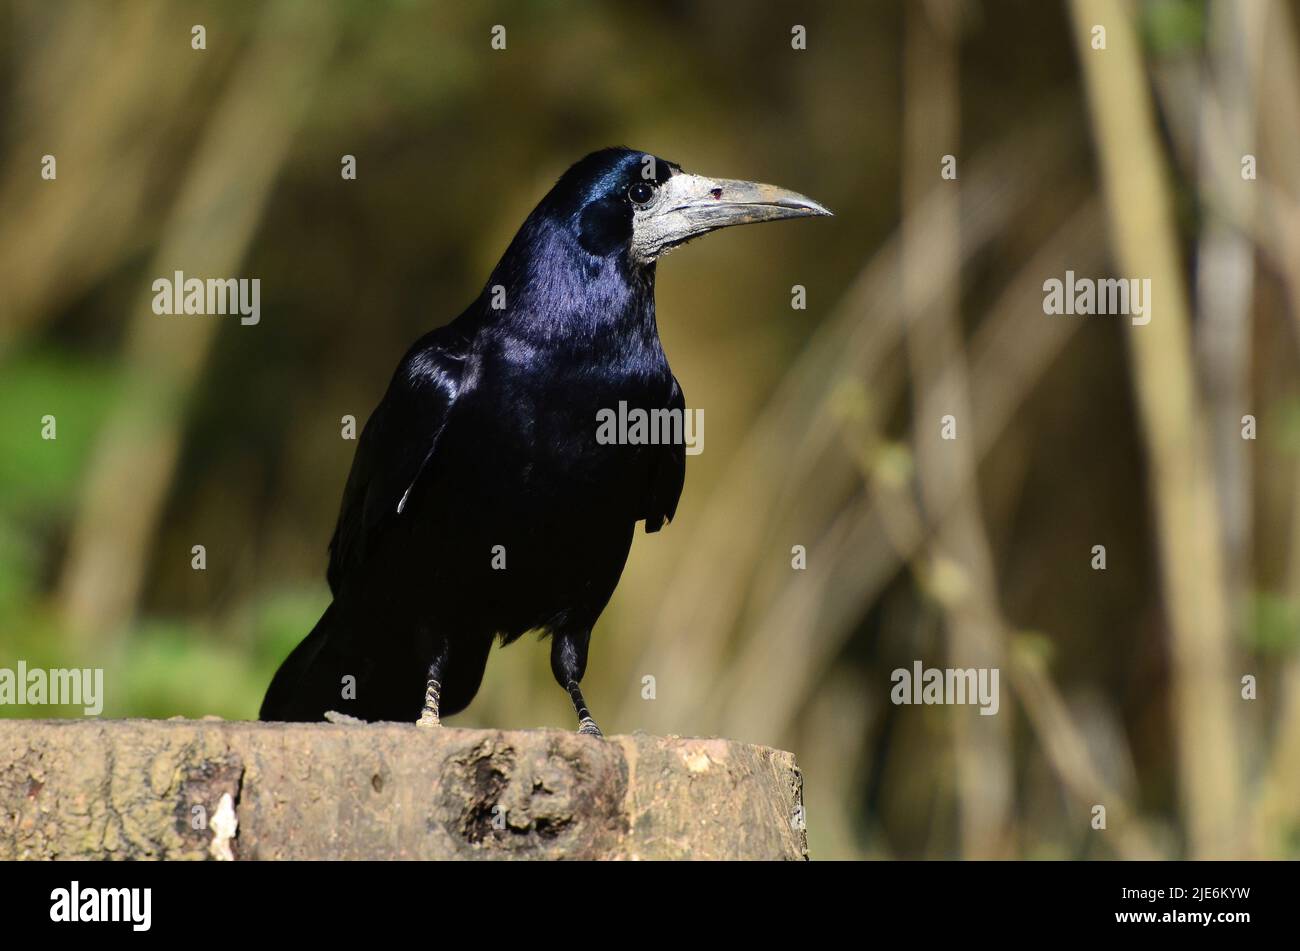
[[0, 720, 807, 860]]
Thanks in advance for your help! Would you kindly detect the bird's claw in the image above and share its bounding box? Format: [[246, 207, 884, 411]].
[[578, 717, 603, 737], [416, 712, 442, 729]]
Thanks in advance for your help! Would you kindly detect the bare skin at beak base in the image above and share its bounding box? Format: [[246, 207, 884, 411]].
[[630, 172, 832, 262]]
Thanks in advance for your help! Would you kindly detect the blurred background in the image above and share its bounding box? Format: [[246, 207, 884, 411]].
[[2, 0, 1299, 860]]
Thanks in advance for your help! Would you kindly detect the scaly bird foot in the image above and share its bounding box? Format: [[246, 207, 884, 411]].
[[416, 676, 442, 728]]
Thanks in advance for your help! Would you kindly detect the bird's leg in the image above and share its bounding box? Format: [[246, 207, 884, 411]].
[[416, 638, 449, 729], [566, 680, 602, 737], [552, 629, 602, 736], [417, 678, 442, 728]]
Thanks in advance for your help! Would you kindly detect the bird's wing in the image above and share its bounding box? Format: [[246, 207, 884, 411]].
[[327, 325, 469, 594], [643, 375, 687, 533]]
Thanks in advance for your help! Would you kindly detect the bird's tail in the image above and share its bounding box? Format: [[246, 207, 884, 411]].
[[259, 601, 339, 722]]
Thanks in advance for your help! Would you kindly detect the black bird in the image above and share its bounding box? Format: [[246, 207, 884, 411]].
[[260, 148, 829, 732]]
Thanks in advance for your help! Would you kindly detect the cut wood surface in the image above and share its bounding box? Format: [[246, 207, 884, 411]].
[[0, 720, 808, 860]]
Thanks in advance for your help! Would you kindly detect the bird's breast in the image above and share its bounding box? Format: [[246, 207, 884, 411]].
[[411, 355, 669, 627]]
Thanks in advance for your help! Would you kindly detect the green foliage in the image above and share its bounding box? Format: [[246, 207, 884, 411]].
[[1141, 0, 1206, 56], [0, 352, 119, 515], [1243, 591, 1300, 655]]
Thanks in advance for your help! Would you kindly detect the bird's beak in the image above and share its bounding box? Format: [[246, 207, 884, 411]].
[[631, 172, 832, 262]]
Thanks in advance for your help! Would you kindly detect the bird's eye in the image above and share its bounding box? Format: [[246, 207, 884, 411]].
[[628, 182, 656, 206]]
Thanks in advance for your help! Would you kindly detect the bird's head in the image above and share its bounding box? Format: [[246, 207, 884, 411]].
[[538, 147, 832, 266]]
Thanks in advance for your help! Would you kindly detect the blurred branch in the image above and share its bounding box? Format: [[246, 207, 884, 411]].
[[0, 1, 209, 354], [901, 0, 1011, 859], [723, 202, 1162, 857], [58, 2, 340, 641], [1008, 641, 1162, 859], [621, 108, 1083, 738], [1193, 0, 1263, 627], [1256, 0, 1300, 860], [1070, 0, 1243, 858]]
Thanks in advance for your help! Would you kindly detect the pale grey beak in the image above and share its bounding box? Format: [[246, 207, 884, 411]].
[[630, 172, 832, 262]]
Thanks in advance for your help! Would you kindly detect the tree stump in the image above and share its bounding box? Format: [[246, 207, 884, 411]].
[[0, 720, 808, 860]]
